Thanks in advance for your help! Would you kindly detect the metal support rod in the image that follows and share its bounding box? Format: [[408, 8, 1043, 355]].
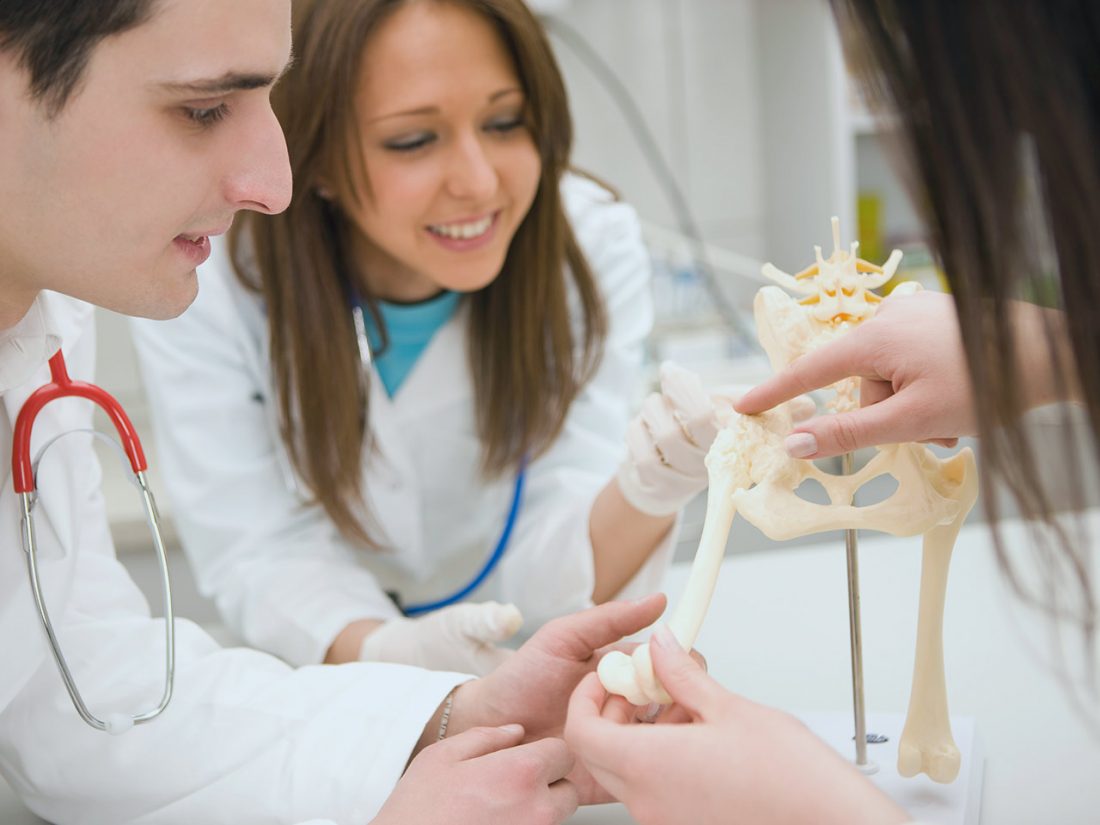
[[843, 451, 869, 766]]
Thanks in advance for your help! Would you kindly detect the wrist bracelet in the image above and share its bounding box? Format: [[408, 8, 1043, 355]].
[[437, 688, 456, 741]]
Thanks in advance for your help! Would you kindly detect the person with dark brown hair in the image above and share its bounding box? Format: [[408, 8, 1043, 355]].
[[565, 1, 1098, 823], [132, 0, 727, 676]]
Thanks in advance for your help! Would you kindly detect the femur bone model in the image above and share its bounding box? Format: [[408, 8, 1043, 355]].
[[599, 218, 978, 784]]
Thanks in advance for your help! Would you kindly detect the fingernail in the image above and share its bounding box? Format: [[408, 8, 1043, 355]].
[[785, 432, 818, 458], [639, 703, 662, 722], [651, 623, 676, 649], [498, 723, 524, 735]]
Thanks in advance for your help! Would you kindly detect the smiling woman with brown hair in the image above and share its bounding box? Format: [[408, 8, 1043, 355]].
[[133, 0, 729, 676]]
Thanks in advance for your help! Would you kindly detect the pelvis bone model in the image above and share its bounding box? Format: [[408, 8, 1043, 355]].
[[599, 218, 978, 784]]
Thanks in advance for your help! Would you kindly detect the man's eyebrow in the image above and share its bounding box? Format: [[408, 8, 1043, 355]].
[[157, 52, 296, 96]]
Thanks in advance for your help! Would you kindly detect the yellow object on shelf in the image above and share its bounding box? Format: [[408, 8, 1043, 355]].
[[857, 192, 884, 264]]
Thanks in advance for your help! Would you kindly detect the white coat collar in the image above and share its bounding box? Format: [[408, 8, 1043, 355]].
[[1, 293, 94, 559], [0, 293, 62, 393]]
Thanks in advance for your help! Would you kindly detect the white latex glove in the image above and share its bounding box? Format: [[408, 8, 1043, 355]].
[[616, 362, 744, 517], [617, 362, 816, 517], [359, 601, 524, 676]]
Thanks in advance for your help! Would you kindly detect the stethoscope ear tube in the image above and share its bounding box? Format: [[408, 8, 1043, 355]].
[[13, 352, 147, 493], [13, 350, 174, 733]]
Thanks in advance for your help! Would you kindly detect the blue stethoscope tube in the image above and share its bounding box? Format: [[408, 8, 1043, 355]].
[[404, 456, 527, 616], [351, 301, 526, 616]]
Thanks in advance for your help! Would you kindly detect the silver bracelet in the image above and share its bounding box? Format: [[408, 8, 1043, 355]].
[[437, 689, 456, 742]]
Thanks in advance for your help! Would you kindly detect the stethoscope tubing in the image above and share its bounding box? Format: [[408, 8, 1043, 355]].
[[350, 300, 525, 616], [403, 457, 527, 616], [13, 350, 175, 733]]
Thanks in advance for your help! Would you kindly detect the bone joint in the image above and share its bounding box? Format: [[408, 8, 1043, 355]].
[[598, 218, 978, 784]]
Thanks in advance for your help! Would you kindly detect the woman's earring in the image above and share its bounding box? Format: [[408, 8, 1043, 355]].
[[315, 185, 334, 200]]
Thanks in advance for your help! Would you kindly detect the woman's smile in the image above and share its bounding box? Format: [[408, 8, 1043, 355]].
[[424, 210, 501, 251]]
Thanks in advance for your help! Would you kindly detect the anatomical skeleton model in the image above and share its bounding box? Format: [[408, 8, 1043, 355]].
[[600, 218, 978, 784]]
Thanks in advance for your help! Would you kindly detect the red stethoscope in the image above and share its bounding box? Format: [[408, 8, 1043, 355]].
[[13, 349, 175, 734]]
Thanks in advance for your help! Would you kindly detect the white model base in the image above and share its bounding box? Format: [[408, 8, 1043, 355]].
[[799, 711, 983, 825]]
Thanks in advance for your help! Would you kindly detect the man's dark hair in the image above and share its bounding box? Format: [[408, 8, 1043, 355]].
[[0, 0, 158, 116]]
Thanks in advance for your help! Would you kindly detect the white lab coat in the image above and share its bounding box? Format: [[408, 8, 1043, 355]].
[[0, 292, 467, 824], [132, 174, 675, 667]]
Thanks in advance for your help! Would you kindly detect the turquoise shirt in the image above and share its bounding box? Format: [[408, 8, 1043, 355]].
[[363, 291, 461, 397]]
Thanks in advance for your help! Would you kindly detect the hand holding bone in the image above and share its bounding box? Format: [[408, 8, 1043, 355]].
[[617, 362, 816, 518], [568, 625, 909, 825], [445, 593, 667, 805], [616, 362, 738, 517]]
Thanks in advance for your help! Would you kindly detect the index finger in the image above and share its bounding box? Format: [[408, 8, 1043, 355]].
[[541, 593, 667, 663], [734, 329, 877, 415]]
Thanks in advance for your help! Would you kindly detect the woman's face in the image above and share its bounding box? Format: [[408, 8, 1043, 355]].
[[343, 0, 542, 302]]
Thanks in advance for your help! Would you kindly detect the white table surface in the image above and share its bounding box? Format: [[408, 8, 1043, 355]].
[[5, 515, 1100, 824]]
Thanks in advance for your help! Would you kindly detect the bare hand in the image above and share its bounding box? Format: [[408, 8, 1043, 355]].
[[565, 625, 909, 825], [376, 724, 577, 825], [448, 593, 667, 804], [736, 291, 974, 458]]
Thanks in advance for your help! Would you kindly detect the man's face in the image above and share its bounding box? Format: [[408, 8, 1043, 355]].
[[0, 0, 293, 321]]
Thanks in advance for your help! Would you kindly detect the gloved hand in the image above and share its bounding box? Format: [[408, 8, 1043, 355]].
[[617, 362, 815, 517], [616, 362, 742, 518], [359, 601, 524, 676]]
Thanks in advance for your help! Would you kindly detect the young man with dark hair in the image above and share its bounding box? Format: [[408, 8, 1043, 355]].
[[0, 3, 661, 822]]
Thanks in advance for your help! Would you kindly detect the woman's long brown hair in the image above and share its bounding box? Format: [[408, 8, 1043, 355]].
[[831, 0, 1099, 697], [229, 0, 607, 547]]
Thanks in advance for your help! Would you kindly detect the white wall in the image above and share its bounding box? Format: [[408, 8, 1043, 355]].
[[548, 0, 766, 258], [544, 0, 864, 312], [755, 0, 853, 271]]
